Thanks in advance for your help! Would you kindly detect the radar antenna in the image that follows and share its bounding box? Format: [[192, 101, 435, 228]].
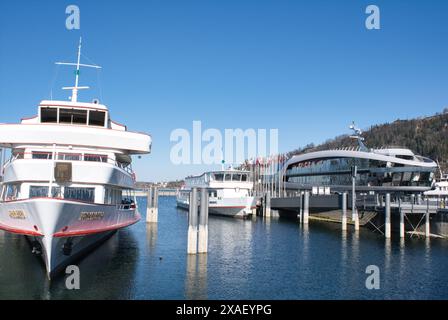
[[55, 37, 102, 102]]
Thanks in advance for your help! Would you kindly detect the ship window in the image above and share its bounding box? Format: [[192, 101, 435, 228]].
[[4, 184, 20, 201], [59, 108, 87, 125], [64, 187, 95, 202], [32, 152, 52, 160], [58, 153, 82, 161], [232, 174, 242, 181], [396, 155, 414, 160], [214, 174, 224, 181], [84, 154, 107, 162], [89, 111, 106, 127], [29, 186, 61, 198], [241, 174, 248, 182], [41, 107, 58, 123], [225, 174, 232, 181]]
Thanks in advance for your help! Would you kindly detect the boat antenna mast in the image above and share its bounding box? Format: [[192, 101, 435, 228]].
[[55, 37, 102, 102], [349, 122, 368, 151]]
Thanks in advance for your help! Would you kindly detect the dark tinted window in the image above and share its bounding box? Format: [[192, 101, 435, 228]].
[[32, 152, 52, 160], [59, 109, 87, 124], [64, 187, 95, 202], [72, 109, 87, 124], [84, 154, 107, 162], [41, 108, 57, 123], [89, 111, 106, 127]]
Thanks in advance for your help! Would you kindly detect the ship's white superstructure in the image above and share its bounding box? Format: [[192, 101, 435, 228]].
[[177, 169, 256, 218], [0, 39, 151, 278]]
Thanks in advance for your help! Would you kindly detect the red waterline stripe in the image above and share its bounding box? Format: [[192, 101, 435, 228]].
[[53, 218, 140, 238], [0, 224, 43, 237]]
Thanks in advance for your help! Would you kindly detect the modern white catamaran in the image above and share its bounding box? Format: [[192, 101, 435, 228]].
[[177, 169, 257, 218], [0, 39, 151, 278]]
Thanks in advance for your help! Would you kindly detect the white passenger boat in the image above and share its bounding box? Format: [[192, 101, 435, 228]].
[[176, 169, 256, 218], [0, 39, 151, 278]]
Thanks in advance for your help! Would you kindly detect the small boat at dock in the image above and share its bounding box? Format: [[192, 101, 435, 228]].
[[176, 169, 256, 218]]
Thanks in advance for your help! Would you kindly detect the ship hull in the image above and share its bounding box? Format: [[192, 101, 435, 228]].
[[0, 198, 140, 278]]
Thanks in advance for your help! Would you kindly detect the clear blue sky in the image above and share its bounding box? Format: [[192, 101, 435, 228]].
[[1, 0, 447, 181]]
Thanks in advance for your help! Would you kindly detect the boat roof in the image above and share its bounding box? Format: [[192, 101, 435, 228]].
[[285, 149, 437, 169], [186, 169, 251, 179], [40, 100, 108, 111]]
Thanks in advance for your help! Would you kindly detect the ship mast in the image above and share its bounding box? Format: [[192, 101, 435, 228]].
[[349, 122, 368, 151], [55, 37, 101, 102]]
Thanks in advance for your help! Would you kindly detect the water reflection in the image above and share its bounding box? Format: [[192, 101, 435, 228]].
[[2, 196, 448, 300], [146, 223, 158, 251], [384, 238, 392, 274], [185, 254, 208, 300]]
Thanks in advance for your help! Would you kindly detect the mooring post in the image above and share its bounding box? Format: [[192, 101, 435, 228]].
[[146, 187, 158, 223], [303, 191, 309, 224], [385, 193, 391, 239], [198, 188, 209, 254], [342, 192, 347, 231], [399, 197, 404, 238], [425, 198, 430, 238], [265, 191, 271, 218], [188, 188, 199, 254]]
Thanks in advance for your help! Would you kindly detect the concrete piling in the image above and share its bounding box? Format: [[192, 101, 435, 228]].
[[399, 198, 405, 238], [198, 188, 209, 254], [425, 198, 430, 238], [342, 192, 347, 231], [352, 194, 359, 231], [385, 193, 391, 239], [146, 187, 159, 223], [188, 188, 199, 254], [299, 192, 303, 224], [264, 191, 271, 217], [303, 191, 309, 224]]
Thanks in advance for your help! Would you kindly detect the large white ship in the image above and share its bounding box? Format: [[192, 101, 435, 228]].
[[283, 123, 437, 192], [0, 39, 151, 278], [177, 169, 256, 218]]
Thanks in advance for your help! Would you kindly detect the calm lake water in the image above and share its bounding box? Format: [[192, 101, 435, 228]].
[[0, 196, 447, 300]]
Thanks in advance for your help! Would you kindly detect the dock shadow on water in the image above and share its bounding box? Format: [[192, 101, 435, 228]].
[[1, 196, 448, 299]]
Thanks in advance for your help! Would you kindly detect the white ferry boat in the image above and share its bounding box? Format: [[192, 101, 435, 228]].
[[0, 39, 151, 278], [177, 169, 256, 218]]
